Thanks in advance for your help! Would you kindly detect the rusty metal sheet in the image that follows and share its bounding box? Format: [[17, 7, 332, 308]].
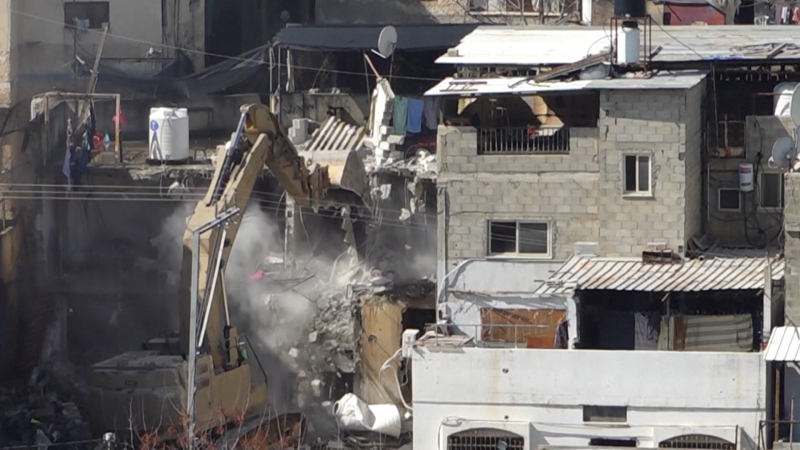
[[536, 255, 784, 295]]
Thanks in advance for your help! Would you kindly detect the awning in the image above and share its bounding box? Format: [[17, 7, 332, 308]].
[[424, 71, 708, 96], [273, 24, 480, 52], [765, 327, 800, 361], [536, 255, 784, 295]]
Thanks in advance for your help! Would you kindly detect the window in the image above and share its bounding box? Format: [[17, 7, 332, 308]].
[[488, 221, 550, 257], [582, 405, 627, 423], [623, 154, 651, 195], [505, 0, 536, 11], [64, 2, 110, 30], [718, 188, 741, 212], [760, 172, 784, 210]]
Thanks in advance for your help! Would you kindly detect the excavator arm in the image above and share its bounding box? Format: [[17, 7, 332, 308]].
[[179, 103, 369, 368]]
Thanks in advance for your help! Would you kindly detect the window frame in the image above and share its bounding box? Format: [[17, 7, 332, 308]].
[[622, 153, 653, 197], [759, 171, 784, 212], [582, 405, 628, 424], [717, 188, 741, 212], [487, 220, 552, 259], [64, 1, 110, 30]]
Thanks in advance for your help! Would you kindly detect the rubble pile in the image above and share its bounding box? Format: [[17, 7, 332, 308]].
[[0, 367, 91, 448]]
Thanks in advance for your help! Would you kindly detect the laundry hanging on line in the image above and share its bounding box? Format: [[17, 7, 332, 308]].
[[393, 97, 409, 136], [406, 98, 424, 134], [423, 98, 439, 130]]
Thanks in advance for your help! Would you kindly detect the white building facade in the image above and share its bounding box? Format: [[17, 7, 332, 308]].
[[411, 345, 766, 450]]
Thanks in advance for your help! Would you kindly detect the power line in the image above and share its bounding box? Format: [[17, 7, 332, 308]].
[[0, 188, 548, 246]]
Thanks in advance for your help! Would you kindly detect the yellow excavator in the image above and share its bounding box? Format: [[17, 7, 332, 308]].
[[87, 104, 370, 440]]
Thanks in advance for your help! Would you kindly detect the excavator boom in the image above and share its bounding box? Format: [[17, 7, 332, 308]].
[[88, 103, 370, 438]]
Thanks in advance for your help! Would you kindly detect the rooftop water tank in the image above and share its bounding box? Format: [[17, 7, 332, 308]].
[[617, 21, 640, 65], [148, 107, 190, 163]]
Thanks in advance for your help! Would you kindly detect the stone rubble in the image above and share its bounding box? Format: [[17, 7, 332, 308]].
[[0, 365, 91, 449]]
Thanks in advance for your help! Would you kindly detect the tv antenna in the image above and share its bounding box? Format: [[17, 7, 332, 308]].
[[372, 26, 397, 59]]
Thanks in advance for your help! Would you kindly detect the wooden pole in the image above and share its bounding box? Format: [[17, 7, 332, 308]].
[[363, 53, 382, 79]]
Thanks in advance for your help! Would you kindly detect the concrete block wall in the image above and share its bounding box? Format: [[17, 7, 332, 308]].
[[437, 85, 702, 277], [785, 173, 800, 323], [596, 87, 699, 256], [708, 116, 789, 246], [437, 126, 600, 270]]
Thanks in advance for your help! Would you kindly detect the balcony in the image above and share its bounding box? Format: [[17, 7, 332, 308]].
[[478, 126, 571, 155]]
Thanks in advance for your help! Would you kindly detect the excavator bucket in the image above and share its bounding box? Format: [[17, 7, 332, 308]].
[[298, 149, 371, 208]]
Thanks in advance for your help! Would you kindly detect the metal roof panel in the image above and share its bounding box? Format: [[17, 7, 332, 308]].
[[437, 25, 800, 66], [536, 255, 784, 295], [765, 327, 800, 362]]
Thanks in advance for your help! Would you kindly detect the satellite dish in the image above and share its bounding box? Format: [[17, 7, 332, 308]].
[[790, 83, 800, 126], [769, 136, 795, 169], [373, 26, 397, 59]]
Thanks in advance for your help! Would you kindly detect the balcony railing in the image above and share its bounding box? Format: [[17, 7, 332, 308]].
[[478, 126, 570, 155]]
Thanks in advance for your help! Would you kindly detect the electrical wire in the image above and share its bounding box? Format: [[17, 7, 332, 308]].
[[0, 186, 549, 247]]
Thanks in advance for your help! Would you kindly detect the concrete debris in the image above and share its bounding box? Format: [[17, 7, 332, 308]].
[[398, 208, 412, 222], [308, 331, 319, 343], [364, 150, 437, 180], [1, 366, 91, 449], [289, 347, 300, 359]]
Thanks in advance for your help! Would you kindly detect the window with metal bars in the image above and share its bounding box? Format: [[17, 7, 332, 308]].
[[659, 434, 735, 450], [447, 429, 525, 450]]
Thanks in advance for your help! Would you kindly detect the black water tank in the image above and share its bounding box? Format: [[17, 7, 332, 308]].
[[614, 0, 646, 17]]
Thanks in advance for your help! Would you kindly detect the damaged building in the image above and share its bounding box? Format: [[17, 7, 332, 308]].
[[400, 19, 800, 450]]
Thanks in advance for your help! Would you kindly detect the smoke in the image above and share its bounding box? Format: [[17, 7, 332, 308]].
[[223, 204, 320, 413]]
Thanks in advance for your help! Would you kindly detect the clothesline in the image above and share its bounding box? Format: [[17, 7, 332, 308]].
[[393, 95, 439, 136]]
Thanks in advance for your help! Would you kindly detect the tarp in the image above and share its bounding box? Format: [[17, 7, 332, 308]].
[[88, 45, 271, 101]]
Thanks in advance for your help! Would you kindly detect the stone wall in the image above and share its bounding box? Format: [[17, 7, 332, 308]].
[[437, 84, 703, 278]]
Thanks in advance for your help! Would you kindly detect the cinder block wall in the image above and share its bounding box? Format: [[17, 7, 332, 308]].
[[784, 173, 800, 324], [597, 86, 702, 255], [436, 126, 600, 272], [437, 85, 702, 277]]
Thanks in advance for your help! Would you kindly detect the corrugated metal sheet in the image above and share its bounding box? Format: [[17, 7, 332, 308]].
[[303, 116, 365, 152], [424, 72, 708, 96], [274, 24, 480, 52], [436, 25, 800, 66], [536, 255, 784, 295], [765, 326, 800, 361]]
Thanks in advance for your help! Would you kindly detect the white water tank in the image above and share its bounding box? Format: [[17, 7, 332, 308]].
[[774, 82, 797, 117], [149, 107, 190, 162], [617, 21, 640, 65], [739, 163, 754, 192]]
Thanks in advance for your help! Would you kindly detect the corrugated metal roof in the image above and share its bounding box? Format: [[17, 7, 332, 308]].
[[424, 71, 707, 96], [302, 116, 365, 152], [274, 24, 480, 52], [535, 255, 784, 295], [436, 25, 800, 66], [765, 327, 800, 361]]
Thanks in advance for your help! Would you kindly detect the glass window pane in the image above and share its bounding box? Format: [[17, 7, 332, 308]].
[[489, 221, 517, 254], [637, 156, 650, 192], [624, 156, 637, 192], [762, 174, 780, 208], [518, 222, 548, 254]]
